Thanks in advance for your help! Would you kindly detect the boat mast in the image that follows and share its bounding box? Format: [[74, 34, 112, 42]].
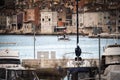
[[75, 0, 82, 67], [76, 0, 79, 45]]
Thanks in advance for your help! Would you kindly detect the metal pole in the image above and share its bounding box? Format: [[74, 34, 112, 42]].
[[98, 35, 101, 80], [33, 24, 36, 59]]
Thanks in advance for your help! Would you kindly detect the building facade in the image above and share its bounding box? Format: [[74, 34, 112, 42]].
[[41, 10, 57, 34], [0, 14, 11, 33], [72, 12, 113, 35]]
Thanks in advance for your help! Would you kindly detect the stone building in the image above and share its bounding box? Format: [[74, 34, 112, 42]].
[[0, 12, 23, 33], [72, 12, 112, 35], [0, 15, 11, 33], [22, 9, 35, 34], [40, 10, 57, 34]]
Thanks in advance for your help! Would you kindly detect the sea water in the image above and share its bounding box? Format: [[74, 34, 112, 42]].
[[0, 35, 119, 59]]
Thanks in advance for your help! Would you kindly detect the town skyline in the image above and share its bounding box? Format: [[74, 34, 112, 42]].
[[0, 0, 120, 37]]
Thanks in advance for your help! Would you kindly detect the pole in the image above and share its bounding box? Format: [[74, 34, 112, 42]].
[[98, 35, 101, 80], [33, 24, 36, 59]]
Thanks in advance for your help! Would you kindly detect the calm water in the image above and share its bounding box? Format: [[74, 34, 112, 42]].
[[0, 35, 119, 59]]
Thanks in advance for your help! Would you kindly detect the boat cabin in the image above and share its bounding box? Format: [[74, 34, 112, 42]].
[[0, 49, 21, 68], [101, 44, 120, 69]]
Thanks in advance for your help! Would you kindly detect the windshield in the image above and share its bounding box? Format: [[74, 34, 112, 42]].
[[7, 70, 39, 80]]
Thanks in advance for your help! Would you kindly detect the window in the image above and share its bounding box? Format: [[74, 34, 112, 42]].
[[108, 16, 110, 19], [104, 16, 106, 19], [118, 20, 120, 23], [42, 18, 44, 21], [0, 59, 20, 64], [0, 68, 6, 79], [7, 70, 37, 80], [48, 18, 51, 21]]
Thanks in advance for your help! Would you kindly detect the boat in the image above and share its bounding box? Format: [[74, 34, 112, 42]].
[[100, 43, 120, 80], [67, 60, 98, 80], [98, 30, 120, 79], [0, 49, 39, 80], [65, 52, 98, 80], [58, 34, 70, 41], [57, 28, 70, 41]]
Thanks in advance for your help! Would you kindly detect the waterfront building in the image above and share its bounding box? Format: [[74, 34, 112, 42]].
[[55, 8, 67, 33], [0, 14, 11, 33], [22, 7, 40, 34], [17, 12, 23, 30], [40, 9, 57, 34], [0, 0, 119, 35], [0, 11, 23, 34], [22, 9, 35, 34], [11, 15, 18, 32], [72, 13, 84, 28], [72, 12, 112, 35], [101, 10, 120, 34], [10, 12, 24, 33], [83, 12, 103, 35]]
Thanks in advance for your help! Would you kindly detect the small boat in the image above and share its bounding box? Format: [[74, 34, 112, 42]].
[[0, 49, 39, 80], [58, 34, 70, 41]]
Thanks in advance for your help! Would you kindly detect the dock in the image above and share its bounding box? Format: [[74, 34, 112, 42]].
[[0, 42, 16, 44]]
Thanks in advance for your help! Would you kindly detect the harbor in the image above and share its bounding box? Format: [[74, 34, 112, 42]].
[[0, 35, 120, 80], [0, 0, 120, 80], [1, 35, 118, 59]]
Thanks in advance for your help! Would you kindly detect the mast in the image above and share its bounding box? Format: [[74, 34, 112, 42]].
[[76, 0, 79, 45], [75, 0, 82, 67]]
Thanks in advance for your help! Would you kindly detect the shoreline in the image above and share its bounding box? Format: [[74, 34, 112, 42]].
[[0, 33, 120, 39], [0, 33, 87, 36]]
